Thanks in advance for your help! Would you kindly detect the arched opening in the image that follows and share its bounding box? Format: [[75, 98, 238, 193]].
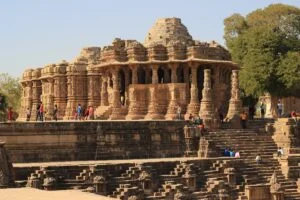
[[119, 70, 125, 105], [197, 67, 204, 101], [177, 65, 184, 83], [138, 67, 146, 84], [158, 67, 164, 83]]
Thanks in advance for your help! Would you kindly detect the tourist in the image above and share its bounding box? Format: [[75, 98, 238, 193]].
[[235, 151, 240, 158], [218, 108, 224, 123], [277, 147, 284, 157], [260, 100, 265, 119], [277, 100, 283, 118], [36, 102, 41, 121], [26, 107, 31, 121], [84, 106, 89, 120], [255, 154, 262, 164], [39, 102, 44, 121], [229, 149, 235, 157], [77, 104, 82, 120], [188, 114, 194, 126], [194, 115, 201, 125], [248, 105, 255, 120], [88, 106, 94, 120], [199, 123, 205, 137], [223, 148, 229, 157], [291, 110, 299, 124], [120, 95, 125, 106], [53, 105, 58, 121], [177, 105, 182, 120], [240, 111, 248, 129], [7, 107, 13, 121]]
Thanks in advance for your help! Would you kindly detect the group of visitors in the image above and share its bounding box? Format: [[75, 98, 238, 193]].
[[223, 148, 240, 158], [187, 113, 206, 137], [75, 104, 95, 120]]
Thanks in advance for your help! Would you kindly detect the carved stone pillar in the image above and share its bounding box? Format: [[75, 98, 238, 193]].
[[124, 69, 130, 106], [226, 70, 242, 120], [30, 80, 42, 121], [53, 76, 67, 120], [41, 79, 54, 120], [87, 69, 100, 107], [18, 81, 33, 121], [170, 63, 178, 83], [100, 76, 109, 106], [145, 86, 165, 120], [152, 64, 159, 84], [270, 171, 284, 200], [126, 85, 147, 120], [199, 69, 219, 128], [64, 63, 87, 120], [110, 67, 126, 119], [165, 85, 179, 120], [186, 63, 199, 118], [131, 64, 138, 84], [0, 141, 14, 187]]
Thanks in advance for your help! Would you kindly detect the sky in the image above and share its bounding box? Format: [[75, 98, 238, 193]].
[[0, 0, 299, 78]]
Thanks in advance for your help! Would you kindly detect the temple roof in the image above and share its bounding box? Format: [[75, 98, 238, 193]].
[[144, 18, 194, 47]]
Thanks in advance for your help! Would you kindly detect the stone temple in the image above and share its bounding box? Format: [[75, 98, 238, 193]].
[[18, 17, 240, 124]]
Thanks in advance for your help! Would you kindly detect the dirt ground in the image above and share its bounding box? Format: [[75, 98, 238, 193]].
[[0, 188, 114, 200]]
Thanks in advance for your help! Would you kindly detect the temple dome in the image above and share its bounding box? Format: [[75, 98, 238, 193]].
[[144, 18, 193, 47]]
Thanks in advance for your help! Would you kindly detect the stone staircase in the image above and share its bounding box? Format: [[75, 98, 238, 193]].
[[94, 106, 112, 119], [205, 121, 300, 199]]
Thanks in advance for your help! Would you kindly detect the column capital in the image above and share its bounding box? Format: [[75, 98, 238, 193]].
[[168, 62, 179, 69]]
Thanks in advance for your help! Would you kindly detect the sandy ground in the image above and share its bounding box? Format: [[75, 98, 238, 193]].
[[0, 188, 114, 200]]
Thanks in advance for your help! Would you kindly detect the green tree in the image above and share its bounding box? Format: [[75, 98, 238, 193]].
[[224, 4, 300, 98], [0, 73, 22, 118]]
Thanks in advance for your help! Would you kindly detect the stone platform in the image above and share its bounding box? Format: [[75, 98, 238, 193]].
[[0, 120, 186, 163]]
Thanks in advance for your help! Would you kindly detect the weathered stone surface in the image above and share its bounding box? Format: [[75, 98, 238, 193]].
[[0, 141, 14, 187]]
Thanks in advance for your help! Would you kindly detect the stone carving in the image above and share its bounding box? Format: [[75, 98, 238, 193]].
[[0, 141, 14, 188], [199, 69, 220, 128], [226, 70, 242, 120]]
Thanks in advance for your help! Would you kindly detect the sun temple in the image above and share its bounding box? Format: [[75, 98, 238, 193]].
[[18, 18, 240, 124]]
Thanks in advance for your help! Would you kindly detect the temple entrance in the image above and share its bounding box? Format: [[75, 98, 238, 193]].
[[177, 65, 184, 83], [197, 67, 204, 100], [158, 67, 164, 83], [138, 67, 146, 84], [119, 70, 125, 105]]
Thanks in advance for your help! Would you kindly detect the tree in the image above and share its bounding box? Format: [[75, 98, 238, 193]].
[[224, 4, 300, 98], [0, 73, 22, 120]]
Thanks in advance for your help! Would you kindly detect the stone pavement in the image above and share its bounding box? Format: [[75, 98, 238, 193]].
[[0, 188, 114, 200]]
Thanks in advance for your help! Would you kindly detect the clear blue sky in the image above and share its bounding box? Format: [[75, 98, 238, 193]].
[[1, 0, 299, 77]]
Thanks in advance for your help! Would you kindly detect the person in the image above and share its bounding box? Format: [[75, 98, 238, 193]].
[[8, 107, 13, 121], [223, 148, 229, 157], [229, 149, 235, 157], [177, 105, 182, 120], [260, 101, 265, 119], [53, 105, 58, 121], [218, 108, 224, 123], [277, 100, 283, 118], [255, 154, 262, 164], [199, 123, 205, 137], [194, 115, 201, 125], [188, 114, 194, 126], [88, 106, 94, 120], [240, 111, 248, 129], [26, 107, 31, 121], [77, 104, 82, 120], [36, 102, 41, 121], [248, 105, 255, 120], [235, 151, 240, 158], [39, 102, 44, 121], [277, 147, 284, 157], [120, 95, 125, 106], [291, 110, 299, 124]]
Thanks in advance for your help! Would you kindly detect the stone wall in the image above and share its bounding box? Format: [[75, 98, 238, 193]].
[[0, 121, 185, 163]]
